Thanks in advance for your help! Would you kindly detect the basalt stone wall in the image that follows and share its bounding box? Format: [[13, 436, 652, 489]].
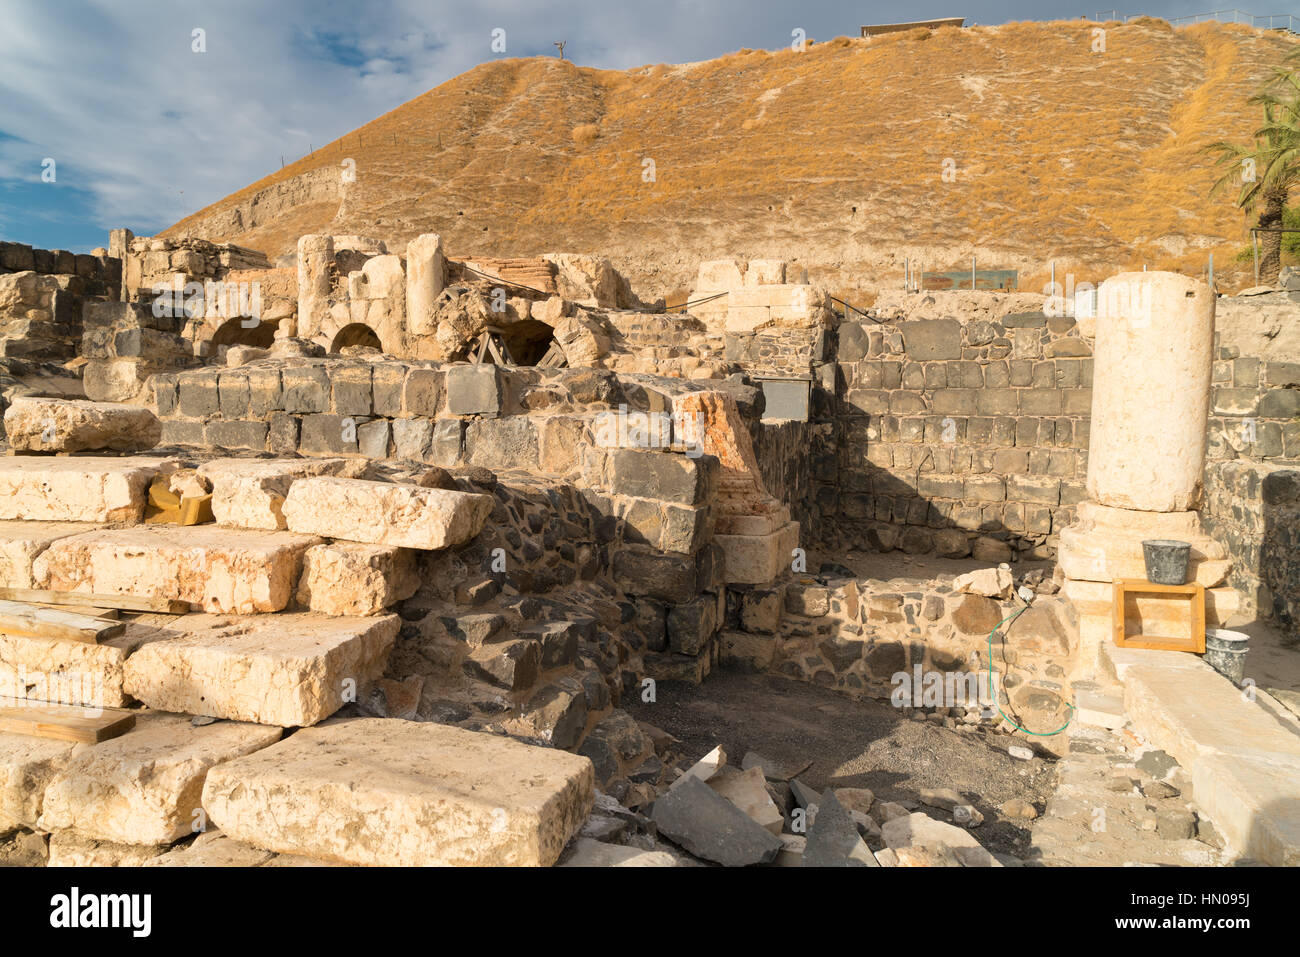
[[0, 240, 120, 293], [1203, 342, 1300, 626], [821, 311, 1093, 560]]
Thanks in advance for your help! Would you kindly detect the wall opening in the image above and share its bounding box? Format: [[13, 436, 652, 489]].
[[210, 316, 278, 351], [330, 323, 384, 353]]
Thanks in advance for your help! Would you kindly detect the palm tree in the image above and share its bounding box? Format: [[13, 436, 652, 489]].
[[1206, 75, 1300, 284]]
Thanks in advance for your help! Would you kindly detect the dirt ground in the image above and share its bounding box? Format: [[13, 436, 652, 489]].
[[625, 670, 1059, 859]]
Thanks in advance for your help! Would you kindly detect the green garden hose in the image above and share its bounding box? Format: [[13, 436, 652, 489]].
[[985, 605, 1075, 737]]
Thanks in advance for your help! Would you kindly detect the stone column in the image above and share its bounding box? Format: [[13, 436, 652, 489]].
[[296, 234, 334, 340], [1058, 272, 1236, 676], [1087, 272, 1214, 511], [405, 234, 445, 339]]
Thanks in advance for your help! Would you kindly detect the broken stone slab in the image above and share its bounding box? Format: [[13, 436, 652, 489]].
[[296, 542, 418, 616], [0, 520, 101, 589], [803, 790, 879, 866], [197, 457, 348, 530], [123, 613, 399, 727], [0, 613, 179, 708], [670, 744, 726, 790], [36, 712, 282, 845], [34, 525, 321, 614], [952, 565, 1014, 598], [789, 778, 823, 811], [0, 457, 169, 523], [0, 733, 74, 830], [707, 766, 783, 835], [202, 718, 594, 866], [4, 397, 161, 452], [283, 476, 494, 550], [880, 812, 1001, 867], [650, 775, 782, 866], [559, 836, 680, 867], [45, 830, 169, 867], [144, 829, 276, 867]]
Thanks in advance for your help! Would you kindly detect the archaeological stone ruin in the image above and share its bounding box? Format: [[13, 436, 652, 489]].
[[0, 208, 1298, 871]]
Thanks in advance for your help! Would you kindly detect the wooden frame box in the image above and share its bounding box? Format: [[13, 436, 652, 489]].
[[1112, 579, 1206, 653]]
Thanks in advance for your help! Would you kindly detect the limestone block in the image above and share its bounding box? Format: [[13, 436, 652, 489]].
[[297, 542, 418, 615], [34, 525, 320, 614], [744, 259, 787, 286], [0, 520, 100, 589], [553, 312, 611, 367], [0, 615, 179, 708], [202, 718, 595, 866], [296, 235, 334, 340], [694, 259, 746, 293], [37, 712, 282, 845], [1088, 273, 1214, 511], [124, 613, 399, 726], [283, 477, 494, 550], [145, 829, 276, 867], [0, 457, 166, 523], [4, 398, 161, 452], [0, 733, 75, 830], [715, 522, 799, 585], [197, 457, 347, 530], [46, 830, 169, 866]]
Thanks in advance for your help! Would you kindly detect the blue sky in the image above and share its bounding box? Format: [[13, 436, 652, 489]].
[[0, 0, 1261, 252]]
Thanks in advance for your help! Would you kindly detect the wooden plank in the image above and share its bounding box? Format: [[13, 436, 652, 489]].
[[0, 599, 125, 644], [0, 696, 135, 744], [0, 587, 187, 614], [33, 603, 119, 620]]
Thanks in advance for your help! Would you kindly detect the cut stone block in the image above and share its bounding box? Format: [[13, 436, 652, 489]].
[[0, 733, 74, 830], [36, 712, 282, 845], [0, 614, 179, 708], [197, 457, 347, 530], [0, 457, 168, 523], [4, 397, 161, 452], [715, 521, 799, 585], [283, 476, 494, 550], [707, 766, 783, 834], [34, 525, 321, 614], [296, 542, 419, 616], [124, 613, 399, 726], [202, 718, 595, 866], [46, 830, 169, 867], [0, 520, 100, 589]]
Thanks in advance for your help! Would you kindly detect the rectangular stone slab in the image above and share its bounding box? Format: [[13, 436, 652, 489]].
[[0, 614, 180, 708], [4, 397, 161, 453], [0, 732, 75, 830], [0, 458, 169, 524], [0, 521, 102, 589], [33, 525, 321, 614], [202, 717, 594, 866], [124, 613, 399, 727], [283, 477, 495, 550], [197, 457, 348, 530], [37, 711, 282, 845], [296, 542, 419, 616]]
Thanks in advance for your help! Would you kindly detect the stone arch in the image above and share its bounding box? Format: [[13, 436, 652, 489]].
[[209, 316, 278, 350], [329, 322, 384, 353]]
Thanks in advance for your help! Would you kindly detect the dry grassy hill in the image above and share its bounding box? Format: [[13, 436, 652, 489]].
[[163, 18, 1300, 301]]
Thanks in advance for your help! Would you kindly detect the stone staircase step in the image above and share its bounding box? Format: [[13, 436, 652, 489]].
[[34, 524, 321, 614], [283, 476, 494, 549], [0, 520, 103, 590], [123, 613, 399, 727], [202, 717, 594, 866], [196, 457, 348, 530], [0, 457, 170, 523], [0, 711, 281, 845]]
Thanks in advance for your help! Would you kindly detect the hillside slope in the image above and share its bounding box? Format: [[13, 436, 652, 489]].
[[163, 18, 1299, 300]]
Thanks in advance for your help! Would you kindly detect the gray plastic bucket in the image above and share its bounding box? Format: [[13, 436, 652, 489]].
[[1142, 539, 1191, 585], [1204, 628, 1249, 685]]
